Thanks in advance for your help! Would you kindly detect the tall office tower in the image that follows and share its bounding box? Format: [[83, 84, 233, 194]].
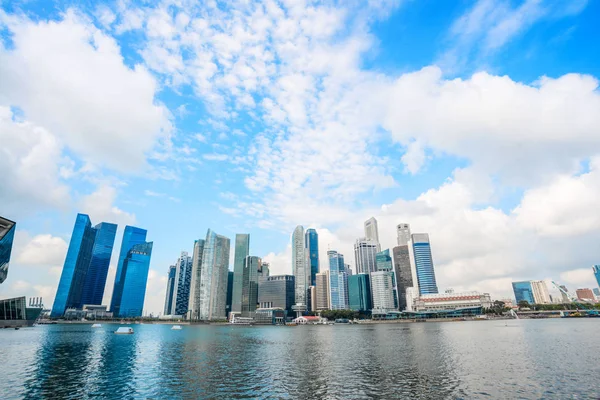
[[594, 265, 600, 288], [316, 271, 330, 310], [354, 238, 378, 274], [52, 214, 117, 318], [292, 226, 308, 308], [531, 280, 551, 304], [198, 229, 231, 320], [188, 239, 205, 320], [116, 241, 153, 317], [231, 234, 250, 314], [397, 223, 411, 246], [110, 225, 148, 315], [163, 264, 177, 315], [345, 264, 353, 276], [258, 261, 270, 285], [376, 249, 398, 309], [305, 229, 319, 286], [364, 217, 381, 251], [241, 256, 261, 316], [371, 271, 395, 311], [347, 273, 371, 311], [172, 251, 193, 316], [411, 233, 439, 295], [0, 216, 16, 285], [258, 275, 295, 315], [512, 281, 535, 304], [226, 271, 234, 317], [393, 244, 413, 311], [404, 287, 418, 312], [328, 250, 348, 310], [309, 286, 317, 312]]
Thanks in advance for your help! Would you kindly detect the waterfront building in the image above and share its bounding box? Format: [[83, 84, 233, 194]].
[[328, 250, 348, 310], [231, 234, 250, 314], [411, 233, 439, 295], [258, 275, 295, 316], [593, 288, 600, 299], [396, 223, 411, 246], [198, 229, 231, 320], [354, 238, 378, 274], [594, 265, 600, 289], [241, 256, 261, 316], [163, 264, 177, 315], [413, 292, 492, 312], [316, 271, 330, 310], [512, 281, 535, 304], [370, 270, 395, 314], [575, 288, 596, 302], [347, 273, 371, 311], [364, 217, 381, 251], [172, 251, 193, 316], [226, 270, 233, 316], [531, 280, 551, 304], [110, 225, 148, 316], [309, 286, 317, 312], [405, 287, 418, 312], [393, 231, 414, 311], [1, 296, 43, 328], [115, 241, 153, 317], [254, 307, 286, 325], [292, 226, 308, 310], [0, 216, 16, 285], [376, 249, 398, 308], [305, 228, 319, 286], [188, 239, 205, 320], [52, 214, 117, 318]]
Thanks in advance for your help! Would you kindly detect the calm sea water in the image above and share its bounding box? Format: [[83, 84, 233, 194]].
[[1, 319, 598, 399]]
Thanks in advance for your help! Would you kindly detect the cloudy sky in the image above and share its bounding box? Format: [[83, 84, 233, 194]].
[[1, 0, 599, 314]]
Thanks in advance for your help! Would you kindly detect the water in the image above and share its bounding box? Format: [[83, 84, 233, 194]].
[[1, 319, 598, 399]]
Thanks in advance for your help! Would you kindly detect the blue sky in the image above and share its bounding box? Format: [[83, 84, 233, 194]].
[[1, 0, 600, 314]]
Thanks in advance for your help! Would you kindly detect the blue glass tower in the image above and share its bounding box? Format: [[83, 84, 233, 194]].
[[81, 223, 117, 306], [305, 229, 319, 286], [347, 273, 371, 311], [328, 250, 348, 310], [593, 265, 600, 289], [512, 281, 534, 304], [110, 226, 148, 316], [411, 234, 439, 295], [116, 242, 153, 318], [0, 216, 16, 285]]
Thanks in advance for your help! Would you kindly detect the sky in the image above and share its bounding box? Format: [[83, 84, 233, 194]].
[[1, 0, 600, 315]]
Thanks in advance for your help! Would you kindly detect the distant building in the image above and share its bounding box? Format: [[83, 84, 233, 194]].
[[115, 241, 153, 318], [393, 243, 414, 311], [576, 288, 596, 303], [405, 287, 418, 312], [414, 292, 492, 312], [173, 251, 193, 316], [593, 288, 600, 299], [305, 228, 319, 286], [377, 249, 398, 308], [163, 264, 177, 315], [52, 214, 117, 318], [371, 270, 395, 313], [364, 217, 381, 251], [396, 223, 411, 246], [254, 308, 286, 325], [241, 256, 262, 316], [258, 275, 295, 316], [309, 286, 317, 312], [0, 216, 16, 285], [292, 226, 308, 310], [188, 239, 205, 320], [531, 280, 551, 304], [347, 273, 371, 311], [293, 315, 322, 324], [328, 250, 348, 310], [512, 281, 535, 304], [354, 238, 378, 274], [411, 233, 438, 295], [498, 298, 514, 308], [198, 229, 230, 320], [594, 265, 600, 289], [315, 271, 330, 310], [226, 270, 234, 316], [231, 234, 249, 314]]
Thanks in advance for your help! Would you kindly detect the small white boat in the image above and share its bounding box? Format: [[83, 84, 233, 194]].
[[92, 323, 102, 328], [114, 327, 134, 335], [171, 325, 182, 330]]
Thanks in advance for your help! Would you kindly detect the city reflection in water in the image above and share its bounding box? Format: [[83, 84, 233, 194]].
[[2, 320, 599, 399]]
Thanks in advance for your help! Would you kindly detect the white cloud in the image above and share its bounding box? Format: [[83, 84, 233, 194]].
[[559, 268, 597, 288], [80, 185, 136, 227], [203, 153, 229, 161], [15, 233, 68, 267]]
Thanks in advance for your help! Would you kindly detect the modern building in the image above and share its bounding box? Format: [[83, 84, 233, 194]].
[[315, 271, 330, 310], [52, 214, 117, 318], [594, 265, 600, 289], [305, 228, 319, 286], [231, 234, 250, 314], [364, 217, 381, 251], [396, 223, 411, 246], [512, 281, 535, 304], [188, 239, 205, 320], [172, 251, 193, 316], [347, 273, 371, 311], [413, 292, 492, 312], [0, 216, 16, 285], [163, 264, 177, 315], [575, 288, 596, 302], [226, 270, 234, 316], [593, 288, 600, 299], [376, 249, 398, 308], [198, 229, 231, 321], [328, 250, 348, 310], [292, 226, 308, 310], [393, 243, 414, 311], [115, 241, 153, 317], [241, 256, 262, 316], [531, 280, 551, 304], [254, 307, 286, 325], [110, 225, 148, 316], [309, 286, 317, 312], [370, 270, 396, 313], [258, 275, 295, 316], [405, 287, 418, 312], [1, 296, 43, 328], [411, 233, 438, 295], [354, 238, 378, 274]]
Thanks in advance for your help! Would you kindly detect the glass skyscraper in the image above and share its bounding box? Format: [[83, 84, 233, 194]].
[[512, 281, 535, 304], [116, 241, 153, 318], [231, 234, 249, 313], [52, 214, 117, 318], [164, 264, 176, 315], [354, 238, 378, 274], [188, 239, 205, 320], [0, 216, 16, 285], [328, 250, 348, 310], [110, 225, 149, 317], [198, 229, 230, 320], [258, 275, 295, 315], [305, 228, 319, 286], [173, 251, 193, 316], [593, 265, 600, 289], [347, 273, 371, 311], [411, 233, 439, 295], [292, 226, 308, 308], [226, 270, 234, 317], [393, 245, 414, 311], [241, 256, 261, 316]]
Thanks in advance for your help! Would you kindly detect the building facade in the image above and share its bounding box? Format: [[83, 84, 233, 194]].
[[411, 233, 439, 295], [316, 271, 330, 310], [81, 222, 117, 306], [575, 288, 595, 302], [305, 228, 319, 286], [231, 234, 250, 314], [364, 217, 381, 251], [414, 292, 492, 312], [594, 265, 600, 289], [258, 275, 295, 315], [241, 256, 261, 316], [354, 238, 378, 274], [188, 239, 205, 320], [512, 281, 535, 304], [226, 270, 234, 317], [198, 229, 231, 320], [531, 280, 551, 304], [172, 251, 193, 316], [393, 244, 414, 311], [0, 216, 16, 285], [396, 223, 411, 246], [163, 264, 177, 315], [116, 241, 153, 317], [292, 226, 308, 309], [371, 270, 396, 312], [347, 273, 371, 311], [328, 250, 348, 310]]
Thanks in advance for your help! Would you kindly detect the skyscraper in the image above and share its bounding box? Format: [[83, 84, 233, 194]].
[[512, 281, 535, 304], [292, 226, 308, 308], [258, 275, 295, 315], [593, 265, 600, 289], [241, 256, 261, 316], [52, 214, 117, 318], [376, 249, 398, 309], [163, 264, 177, 315], [531, 280, 551, 304], [364, 217, 381, 251], [305, 228, 319, 286], [411, 233, 439, 295], [371, 270, 395, 312], [226, 270, 234, 316], [328, 250, 348, 310], [354, 238, 378, 274], [173, 251, 193, 316], [0, 216, 16, 285], [198, 229, 230, 320], [231, 234, 249, 313], [110, 225, 148, 315], [316, 271, 330, 310], [188, 239, 205, 320], [348, 273, 371, 311], [396, 223, 411, 246], [116, 241, 153, 317], [393, 243, 414, 311]]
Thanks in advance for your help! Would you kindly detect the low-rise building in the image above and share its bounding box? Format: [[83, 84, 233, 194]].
[[576, 288, 596, 303], [254, 308, 286, 325], [414, 292, 492, 312], [293, 315, 322, 324]]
